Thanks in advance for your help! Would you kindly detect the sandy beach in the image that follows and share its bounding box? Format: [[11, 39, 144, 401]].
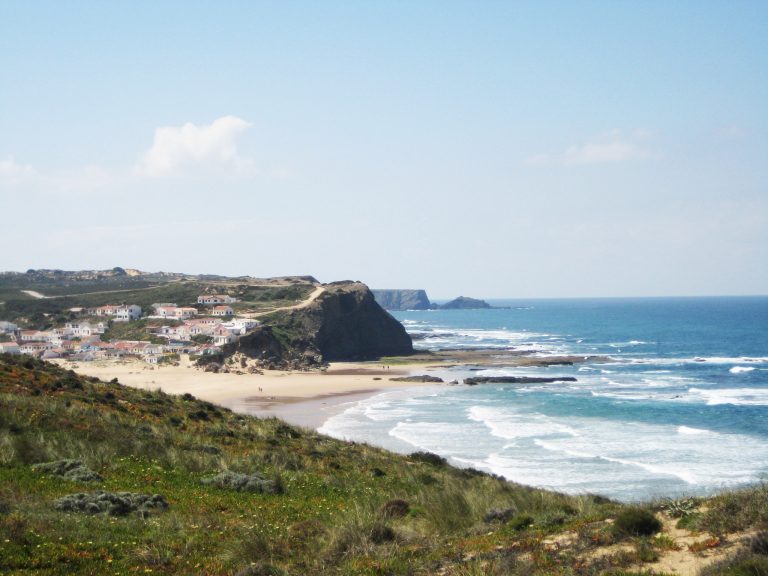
[[56, 356, 441, 428]]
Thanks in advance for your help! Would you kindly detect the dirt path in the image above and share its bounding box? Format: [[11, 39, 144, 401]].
[[21, 290, 49, 299], [18, 280, 318, 301], [20, 285, 167, 299], [244, 285, 325, 318]]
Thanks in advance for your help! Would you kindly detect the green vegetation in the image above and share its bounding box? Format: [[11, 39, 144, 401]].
[[0, 354, 765, 575], [101, 319, 171, 344], [0, 273, 155, 297], [689, 484, 768, 536], [613, 508, 662, 537], [233, 284, 314, 305], [0, 272, 317, 330]]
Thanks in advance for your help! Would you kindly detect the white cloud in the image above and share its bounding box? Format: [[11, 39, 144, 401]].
[[0, 157, 118, 197], [0, 157, 35, 182], [526, 130, 652, 167], [135, 115, 253, 177]]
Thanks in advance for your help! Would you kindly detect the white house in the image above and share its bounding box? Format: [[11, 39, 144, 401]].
[[211, 306, 234, 317], [197, 294, 238, 305], [154, 306, 178, 318], [20, 330, 46, 342], [153, 305, 197, 320], [91, 304, 142, 322], [173, 307, 197, 320], [115, 305, 142, 322], [187, 317, 219, 326], [19, 341, 54, 355], [0, 341, 20, 354], [143, 343, 164, 355], [65, 322, 106, 337], [223, 319, 259, 335], [211, 326, 236, 345]]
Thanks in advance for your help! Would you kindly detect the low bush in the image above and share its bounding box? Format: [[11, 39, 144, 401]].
[[201, 470, 278, 494], [613, 507, 662, 537], [234, 564, 287, 576], [484, 507, 517, 523], [508, 514, 534, 531], [410, 451, 448, 467], [53, 491, 168, 517], [700, 550, 768, 576], [380, 499, 410, 519], [32, 459, 102, 482], [752, 532, 768, 556]]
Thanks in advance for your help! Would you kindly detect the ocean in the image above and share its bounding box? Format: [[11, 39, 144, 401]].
[[318, 296, 768, 502]]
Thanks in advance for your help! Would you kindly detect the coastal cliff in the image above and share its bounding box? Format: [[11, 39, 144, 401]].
[[225, 281, 414, 367], [372, 289, 433, 310]]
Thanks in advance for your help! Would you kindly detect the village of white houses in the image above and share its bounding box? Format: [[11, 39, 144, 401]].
[[0, 294, 258, 364]]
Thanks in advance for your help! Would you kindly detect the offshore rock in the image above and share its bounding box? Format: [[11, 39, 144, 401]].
[[440, 296, 492, 310], [389, 375, 444, 383]]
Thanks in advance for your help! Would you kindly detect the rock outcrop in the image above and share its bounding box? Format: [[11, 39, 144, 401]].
[[223, 282, 414, 367], [389, 375, 444, 383], [440, 296, 492, 310], [372, 289, 433, 311]]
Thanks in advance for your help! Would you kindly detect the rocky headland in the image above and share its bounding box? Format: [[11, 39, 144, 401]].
[[217, 281, 414, 369], [371, 289, 433, 310]]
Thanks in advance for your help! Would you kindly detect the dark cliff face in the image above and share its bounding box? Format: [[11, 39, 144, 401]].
[[371, 289, 432, 311], [228, 282, 413, 366], [313, 283, 414, 360]]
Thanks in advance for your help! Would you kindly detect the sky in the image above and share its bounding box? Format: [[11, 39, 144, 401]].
[[1, 1, 766, 298]]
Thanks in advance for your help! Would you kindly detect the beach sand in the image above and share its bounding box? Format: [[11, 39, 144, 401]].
[[56, 356, 439, 428]]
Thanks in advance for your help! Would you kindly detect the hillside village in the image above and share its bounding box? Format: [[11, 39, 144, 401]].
[[0, 294, 259, 364]]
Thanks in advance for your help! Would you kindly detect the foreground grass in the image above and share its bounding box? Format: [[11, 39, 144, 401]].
[[0, 354, 765, 575]]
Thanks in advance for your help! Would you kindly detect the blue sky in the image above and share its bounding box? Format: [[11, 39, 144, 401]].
[[1, 1, 766, 297]]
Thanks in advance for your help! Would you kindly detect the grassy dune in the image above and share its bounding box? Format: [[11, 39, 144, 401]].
[[0, 354, 766, 575]]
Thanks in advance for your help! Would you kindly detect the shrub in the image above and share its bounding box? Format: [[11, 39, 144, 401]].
[[410, 451, 448, 467], [380, 499, 410, 519], [369, 522, 396, 544], [700, 550, 768, 576], [508, 514, 534, 531], [32, 459, 103, 482], [234, 564, 287, 576], [635, 538, 660, 563], [53, 491, 169, 517], [484, 507, 517, 523], [751, 532, 768, 556], [614, 507, 662, 537], [202, 470, 278, 494], [699, 484, 768, 535]]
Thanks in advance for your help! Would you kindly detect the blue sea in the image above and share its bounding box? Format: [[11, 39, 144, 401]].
[[319, 297, 768, 501]]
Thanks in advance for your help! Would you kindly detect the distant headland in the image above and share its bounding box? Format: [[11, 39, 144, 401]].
[[372, 289, 502, 311]]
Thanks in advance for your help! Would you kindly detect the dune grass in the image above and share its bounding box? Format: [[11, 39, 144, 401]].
[[0, 354, 764, 575]]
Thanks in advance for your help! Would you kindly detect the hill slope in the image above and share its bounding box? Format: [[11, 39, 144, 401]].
[[0, 360, 765, 575]]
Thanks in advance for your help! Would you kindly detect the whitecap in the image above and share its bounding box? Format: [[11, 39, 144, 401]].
[[730, 366, 756, 374], [677, 425, 716, 436], [688, 387, 768, 406]]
